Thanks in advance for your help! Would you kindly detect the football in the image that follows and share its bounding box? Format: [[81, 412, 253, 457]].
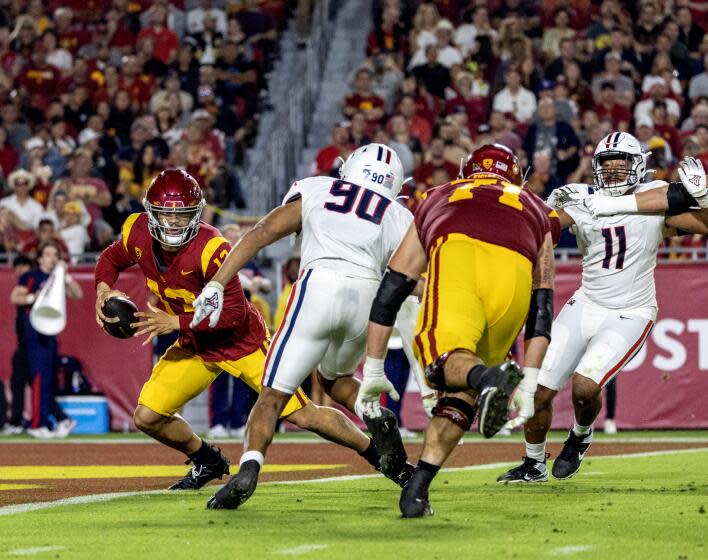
[[101, 296, 138, 339]]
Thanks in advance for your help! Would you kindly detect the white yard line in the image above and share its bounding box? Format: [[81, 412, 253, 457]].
[[7, 546, 66, 556], [0, 448, 706, 517], [274, 544, 329, 555], [549, 545, 596, 556]]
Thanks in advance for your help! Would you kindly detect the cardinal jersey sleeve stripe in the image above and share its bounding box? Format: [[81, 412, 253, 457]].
[[200, 236, 229, 276], [121, 213, 142, 252]]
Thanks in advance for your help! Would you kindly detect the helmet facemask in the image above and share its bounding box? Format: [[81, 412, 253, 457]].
[[592, 151, 643, 196], [144, 199, 205, 247]]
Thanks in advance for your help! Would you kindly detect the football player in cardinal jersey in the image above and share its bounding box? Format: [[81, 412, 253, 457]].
[[358, 144, 558, 517], [94, 169, 393, 491], [191, 144, 422, 510], [498, 133, 708, 485]]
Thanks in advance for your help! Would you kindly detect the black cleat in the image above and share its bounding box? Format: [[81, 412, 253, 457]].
[[363, 409, 409, 481], [497, 455, 550, 483], [383, 461, 415, 488], [552, 429, 593, 480], [399, 469, 434, 518], [206, 460, 260, 509], [476, 361, 523, 438], [168, 448, 230, 490]]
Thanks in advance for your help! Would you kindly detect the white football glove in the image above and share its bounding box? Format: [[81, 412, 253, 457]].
[[189, 281, 225, 328], [678, 156, 708, 208], [546, 185, 586, 210], [355, 357, 400, 419], [420, 390, 437, 418], [501, 367, 539, 431]]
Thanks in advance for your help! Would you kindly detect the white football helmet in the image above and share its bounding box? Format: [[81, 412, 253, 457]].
[[592, 132, 648, 196], [338, 143, 404, 199]]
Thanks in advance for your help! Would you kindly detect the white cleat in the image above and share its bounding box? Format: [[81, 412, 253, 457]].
[[54, 419, 77, 439], [26, 427, 56, 439], [603, 419, 617, 434], [207, 424, 230, 439]]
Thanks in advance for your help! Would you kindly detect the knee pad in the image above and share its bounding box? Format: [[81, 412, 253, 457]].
[[424, 352, 450, 390], [432, 397, 478, 431]]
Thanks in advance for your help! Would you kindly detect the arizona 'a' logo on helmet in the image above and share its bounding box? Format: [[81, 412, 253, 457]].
[[461, 143, 523, 185], [143, 169, 206, 247]]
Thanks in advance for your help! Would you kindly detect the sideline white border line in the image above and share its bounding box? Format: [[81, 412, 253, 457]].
[[1, 447, 706, 517], [1, 436, 707, 445]]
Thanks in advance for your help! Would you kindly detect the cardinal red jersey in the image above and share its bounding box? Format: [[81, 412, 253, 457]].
[[95, 213, 266, 362], [414, 173, 560, 263]]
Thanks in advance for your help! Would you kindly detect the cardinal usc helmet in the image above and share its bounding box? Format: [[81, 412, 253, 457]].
[[144, 169, 205, 247], [461, 143, 523, 185]]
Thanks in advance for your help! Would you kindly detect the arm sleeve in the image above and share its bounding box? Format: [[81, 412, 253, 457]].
[[666, 182, 699, 215], [94, 239, 136, 288]]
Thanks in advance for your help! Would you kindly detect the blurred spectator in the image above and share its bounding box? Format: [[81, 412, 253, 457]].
[[149, 69, 194, 115], [409, 3, 440, 56], [17, 218, 69, 260], [455, 6, 498, 58], [366, 7, 407, 59], [311, 122, 354, 177], [523, 97, 580, 180], [594, 82, 631, 131], [689, 52, 708, 103], [348, 111, 371, 147], [52, 149, 112, 245], [533, 80, 575, 124], [343, 68, 386, 127], [410, 44, 452, 99], [189, 11, 223, 65], [413, 137, 460, 192], [541, 8, 576, 61], [634, 1, 663, 54], [0, 169, 43, 231], [137, 4, 180, 64], [526, 149, 563, 198], [545, 36, 586, 82], [58, 201, 90, 263], [445, 70, 487, 130], [634, 78, 681, 125], [492, 65, 537, 125], [0, 125, 19, 179], [591, 52, 635, 106], [389, 114, 422, 175], [187, 0, 227, 36], [680, 101, 708, 133], [677, 6, 704, 53], [398, 94, 432, 146]]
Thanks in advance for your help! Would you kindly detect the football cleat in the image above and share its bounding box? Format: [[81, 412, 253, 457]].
[[207, 460, 261, 509], [476, 361, 523, 438], [399, 469, 434, 518], [363, 408, 410, 482], [497, 455, 549, 483], [168, 448, 230, 490], [552, 429, 593, 480]]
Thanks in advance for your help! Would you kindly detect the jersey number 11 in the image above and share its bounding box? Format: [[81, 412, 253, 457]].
[[601, 226, 626, 270]]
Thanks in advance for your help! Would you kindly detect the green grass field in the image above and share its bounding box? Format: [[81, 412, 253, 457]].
[[1, 448, 706, 559]]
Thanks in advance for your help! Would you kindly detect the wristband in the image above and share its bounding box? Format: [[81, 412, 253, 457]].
[[608, 195, 638, 213], [363, 356, 385, 377]]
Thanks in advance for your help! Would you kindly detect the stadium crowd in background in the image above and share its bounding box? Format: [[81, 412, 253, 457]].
[[0, 0, 293, 261], [311, 0, 707, 253]]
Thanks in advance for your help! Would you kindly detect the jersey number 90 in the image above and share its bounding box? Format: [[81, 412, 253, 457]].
[[324, 180, 392, 225]]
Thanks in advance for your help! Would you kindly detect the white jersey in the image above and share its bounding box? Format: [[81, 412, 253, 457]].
[[283, 176, 413, 280], [564, 181, 667, 319]]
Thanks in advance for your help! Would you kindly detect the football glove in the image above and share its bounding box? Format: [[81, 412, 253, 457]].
[[501, 367, 539, 431], [190, 281, 224, 328], [546, 185, 586, 210], [355, 357, 400, 419], [678, 156, 708, 208]]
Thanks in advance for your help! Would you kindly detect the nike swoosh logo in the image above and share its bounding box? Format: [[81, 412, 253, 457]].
[[578, 451, 587, 461], [619, 316, 632, 320], [181, 270, 194, 276]]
